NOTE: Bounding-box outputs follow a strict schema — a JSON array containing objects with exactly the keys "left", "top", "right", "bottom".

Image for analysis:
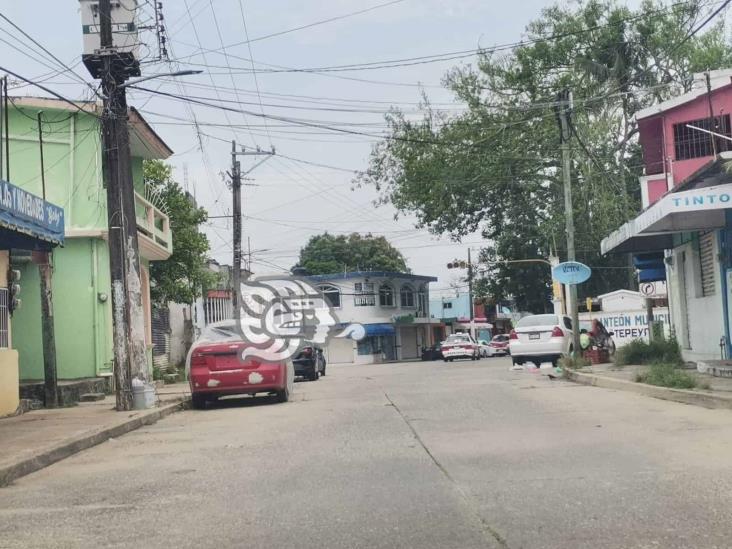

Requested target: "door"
[
  {"left": 327, "top": 338, "right": 354, "bottom": 364},
  {"left": 400, "top": 327, "right": 419, "bottom": 359}
]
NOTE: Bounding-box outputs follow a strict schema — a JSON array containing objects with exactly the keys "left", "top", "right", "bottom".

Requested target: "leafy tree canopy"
[
  {"left": 144, "top": 160, "right": 215, "bottom": 305},
  {"left": 357, "top": 0, "right": 732, "bottom": 312},
  {"left": 295, "top": 233, "right": 409, "bottom": 275}
]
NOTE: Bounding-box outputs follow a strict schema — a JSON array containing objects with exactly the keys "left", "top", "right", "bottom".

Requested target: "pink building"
[{"left": 603, "top": 70, "right": 732, "bottom": 361}]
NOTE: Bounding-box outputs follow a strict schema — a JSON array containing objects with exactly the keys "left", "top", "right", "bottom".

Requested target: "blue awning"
[
  {"left": 0, "top": 180, "right": 64, "bottom": 246},
  {"left": 364, "top": 323, "right": 395, "bottom": 337}
]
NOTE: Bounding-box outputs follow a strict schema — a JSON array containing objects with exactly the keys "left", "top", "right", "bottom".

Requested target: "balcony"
[{"left": 135, "top": 192, "right": 172, "bottom": 261}]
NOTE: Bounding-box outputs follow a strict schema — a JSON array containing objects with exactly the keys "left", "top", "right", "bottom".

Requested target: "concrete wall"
[
  {"left": 666, "top": 232, "right": 725, "bottom": 361},
  {"left": 169, "top": 302, "right": 192, "bottom": 367}
]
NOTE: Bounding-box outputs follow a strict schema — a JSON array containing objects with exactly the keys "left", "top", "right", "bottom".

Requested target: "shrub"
[
  {"left": 615, "top": 335, "right": 682, "bottom": 366},
  {"left": 559, "top": 355, "right": 590, "bottom": 370},
  {"left": 635, "top": 362, "right": 697, "bottom": 389}
]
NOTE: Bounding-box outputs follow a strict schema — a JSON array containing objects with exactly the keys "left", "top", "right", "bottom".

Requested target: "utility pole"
[
  {"left": 230, "top": 142, "right": 274, "bottom": 325},
  {"left": 96, "top": 0, "right": 147, "bottom": 409},
  {"left": 467, "top": 248, "right": 475, "bottom": 340},
  {"left": 35, "top": 113, "right": 58, "bottom": 408},
  {"left": 557, "top": 90, "right": 581, "bottom": 356}
]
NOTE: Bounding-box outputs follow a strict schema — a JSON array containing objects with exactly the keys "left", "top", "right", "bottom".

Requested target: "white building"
[{"left": 306, "top": 271, "right": 439, "bottom": 364}]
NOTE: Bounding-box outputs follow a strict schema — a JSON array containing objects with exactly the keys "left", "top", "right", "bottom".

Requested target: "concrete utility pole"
[
  {"left": 35, "top": 114, "right": 58, "bottom": 408},
  {"left": 467, "top": 248, "right": 475, "bottom": 339},
  {"left": 557, "top": 90, "right": 581, "bottom": 356},
  {"left": 96, "top": 0, "right": 147, "bottom": 409},
  {"left": 230, "top": 142, "right": 274, "bottom": 325}
]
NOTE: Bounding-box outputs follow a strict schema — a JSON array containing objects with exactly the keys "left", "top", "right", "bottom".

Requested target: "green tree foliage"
[
  {"left": 144, "top": 160, "right": 214, "bottom": 305},
  {"left": 357, "top": 0, "right": 732, "bottom": 312},
  {"left": 295, "top": 233, "right": 408, "bottom": 275}
]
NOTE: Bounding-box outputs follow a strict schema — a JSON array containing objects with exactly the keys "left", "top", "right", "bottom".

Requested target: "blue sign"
[
  {"left": 552, "top": 261, "right": 591, "bottom": 285},
  {"left": 0, "top": 180, "right": 64, "bottom": 245}
]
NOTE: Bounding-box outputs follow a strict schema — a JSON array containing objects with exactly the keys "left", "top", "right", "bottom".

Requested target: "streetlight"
[{"left": 118, "top": 69, "right": 203, "bottom": 89}]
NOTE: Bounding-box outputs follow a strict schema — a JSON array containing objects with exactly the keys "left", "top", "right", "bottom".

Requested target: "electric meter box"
[{"left": 80, "top": 0, "right": 141, "bottom": 78}]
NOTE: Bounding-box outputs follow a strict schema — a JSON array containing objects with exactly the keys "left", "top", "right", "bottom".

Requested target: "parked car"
[
  {"left": 579, "top": 319, "right": 616, "bottom": 355},
  {"left": 421, "top": 344, "right": 444, "bottom": 361},
  {"left": 484, "top": 334, "right": 510, "bottom": 357},
  {"left": 187, "top": 320, "right": 295, "bottom": 409},
  {"left": 441, "top": 333, "right": 480, "bottom": 362},
  {"left": 509, "top": 314, "right": 574, "bottom": 367},
  {"left": 293, "top": 343, "right": 326, "bottom": 381}
]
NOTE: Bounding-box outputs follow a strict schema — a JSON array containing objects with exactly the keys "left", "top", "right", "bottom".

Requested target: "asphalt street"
[{"left": 2, "top": 357, "right": 732, "bottom": 549}]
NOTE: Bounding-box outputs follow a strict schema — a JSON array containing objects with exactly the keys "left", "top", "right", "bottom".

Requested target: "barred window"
[
  {"left": 354, "top": 282, "right": 375, "bottom": 307},
  {"left": 697, "top": 232, "right": 716, "bottom": 297},
  {"left": 673, "top": 115, "right": 732, "bottom": 160},
  {"left": 0, "top": 288, "right": 8, "bottom": 348}
]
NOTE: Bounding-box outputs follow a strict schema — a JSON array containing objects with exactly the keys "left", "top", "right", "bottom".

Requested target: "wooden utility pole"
[
  {"left": 557, "top": 90, "right": 581, "bottom": 356},
  {"left": 230, "top": 142, "right": 274, "bottom": 325}
]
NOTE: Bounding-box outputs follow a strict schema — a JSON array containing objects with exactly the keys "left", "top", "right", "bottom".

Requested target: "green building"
[{"left": 7, "top": 96, "right": 173, "bottom": 385}]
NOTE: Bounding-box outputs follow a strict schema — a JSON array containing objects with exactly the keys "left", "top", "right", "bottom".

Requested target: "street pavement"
[{"left": 2, "top": 358, "right": 732, "bottom": 549}]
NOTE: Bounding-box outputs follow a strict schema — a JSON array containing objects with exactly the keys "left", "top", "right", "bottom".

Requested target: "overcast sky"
[{"left": 2, "top": 0, "right": 641, "bottom": 296}]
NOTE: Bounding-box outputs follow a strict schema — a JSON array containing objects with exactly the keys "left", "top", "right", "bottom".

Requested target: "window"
[
  {"left": 379, "top": 284, "right": 395, "bottom": 307},
  {"left": 563, "top": 317, "right": 573, "bottom": 331},
  {"left": 443, "top": 302, "right": 453, "bottom": 309},
  {"left": 318, "top": 284, "right": 341, "bottom": 309},
  {"left": 354, "top": 282, "right": 375, "bottom": 306},
  {"left": 697, "top": 232, "right": 716, "bottom": 297},
  {"left": 417, "top": 286, "right": 428, "bottom": 317},
  {"left": 673, "top": 114, "right": 732, "bottom": 160},
  {"left": 400, "top": 284, "right": 415, "bottom": 308}
]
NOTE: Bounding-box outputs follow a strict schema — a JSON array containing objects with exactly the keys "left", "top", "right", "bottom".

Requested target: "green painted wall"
[
  {"left": 5, "top": 101, "right": 157, "bottom": 381},
  {"left": 13, "top": 239, "right": 112, "bottom": 380}
]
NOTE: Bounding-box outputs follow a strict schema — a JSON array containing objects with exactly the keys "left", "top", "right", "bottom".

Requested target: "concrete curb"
[
  {"left": 0, "top": 398, "right": 190, "bottom": 488},
  {"left": 565, "top": 370, "right": 732, "bottom": 410}
]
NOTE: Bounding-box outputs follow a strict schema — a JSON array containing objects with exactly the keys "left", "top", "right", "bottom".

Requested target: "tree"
[
  {"left": 357, "top": 0, "right": 732, "bottom": 311},
  {"left": 144, "top": 160, "right": 214, "bottom": 305},
  {"left": 295, "top": 233, "right": 409, "bottom": 275}
]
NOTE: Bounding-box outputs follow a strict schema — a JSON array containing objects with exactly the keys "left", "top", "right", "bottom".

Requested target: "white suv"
[{"left": 509, "top": 314, "right": 574, "bottom": 367}]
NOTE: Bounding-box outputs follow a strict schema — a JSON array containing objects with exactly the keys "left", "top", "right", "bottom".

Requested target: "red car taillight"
[
  {"left": 509, "top": 330, "right": 518, "bottom": 340},
  {"left": 190, "top": 352, "right": 207, "bottom": 367},
  {"left": 551, "top": 326, "right": 564, "bottom": 337}
]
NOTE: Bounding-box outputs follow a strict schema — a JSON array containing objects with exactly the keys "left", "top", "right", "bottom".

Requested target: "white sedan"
[
  {"left": 508, "top": 314, "right": 574, "bottom": 367},
  {"left": 441, "top": 334, "right": 480, "bottom": 362}
]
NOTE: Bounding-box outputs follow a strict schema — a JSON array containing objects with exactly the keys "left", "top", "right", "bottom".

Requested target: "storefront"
[
  {"left": 602, "top": 166, "right": 732, "bottom": 361},
  {"left": 0, "top": 179, "right": 64, "bottom": 416}
]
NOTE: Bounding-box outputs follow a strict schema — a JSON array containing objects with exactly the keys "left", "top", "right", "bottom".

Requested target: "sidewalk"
[
  {"left": 566, "top": 363, "right": 732, "bottom": 410},
  {"left": 0, "top": 383, "right": 191, "bottom": 487}
]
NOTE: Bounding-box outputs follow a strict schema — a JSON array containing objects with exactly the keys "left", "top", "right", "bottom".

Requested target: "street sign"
[
  {"left": 639, "top": 281, "right": 667, "bottom": 298},
  {"left": 552, "top": 261, "right": 591, "bottom": 285}
]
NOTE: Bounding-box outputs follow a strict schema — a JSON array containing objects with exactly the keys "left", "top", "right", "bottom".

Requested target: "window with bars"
[
  {"left": 673, "top": 114, "right": 732, "bottom": 160},
  {"left": 354, "top": 282, "right": 375, "bottom": 306},
  {"left": 0, "top": 288, "right": 8, "bottom": 348},
  {"left": 379, "top": 284, "right": 395, "bottom": 307},
  {"left": 697, "top": 232, "right": 716, "bottom": 297}
]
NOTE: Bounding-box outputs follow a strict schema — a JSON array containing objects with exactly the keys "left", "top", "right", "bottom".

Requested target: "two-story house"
[
  {"left": 6, "top": 96, "right": 173, "bottom": 398},
  {"left": 307, "top": 271, "right": 438, "bottom": 364},
  {"left": 602, "top": 70, "right": 732, "bottom": 361}
]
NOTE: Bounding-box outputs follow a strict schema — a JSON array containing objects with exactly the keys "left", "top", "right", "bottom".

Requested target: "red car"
[
  {"left": 187, "top": 321, "right": 295, "bottom": 409},
  {"left": 485, "top": 334, "right": 510, "bottom": 357}
]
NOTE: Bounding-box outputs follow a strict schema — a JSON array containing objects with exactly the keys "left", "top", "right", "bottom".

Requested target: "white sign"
[
  {"left": 579, "top": 307, "right": 670, "bottom": 347},
  {"left": 639, "top": 281, "right": 667, "bottom": 299}
]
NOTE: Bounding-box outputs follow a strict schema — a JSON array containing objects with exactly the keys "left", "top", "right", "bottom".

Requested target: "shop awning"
[
  {"left": 0, "top": 180, "right": 64, "bottom": 246},
  {"left": 364, "top": 323, "right": 396, "bottom": 337},
  {"left": 601, "top": 182, "right": 732, "bottom": 254}
]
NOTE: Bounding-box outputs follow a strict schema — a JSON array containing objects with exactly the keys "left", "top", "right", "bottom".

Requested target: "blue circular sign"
[{"left": 552, "top": 261, "right": 592, "bottom": 285}]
